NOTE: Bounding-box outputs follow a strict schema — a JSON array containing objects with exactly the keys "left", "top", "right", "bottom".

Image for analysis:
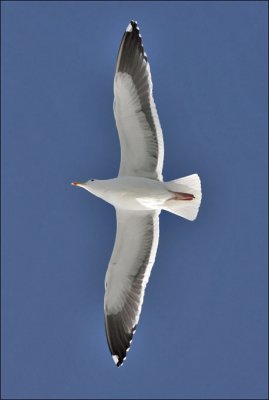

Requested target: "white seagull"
[{"left": 72, "top": 20, "right": 202, "bottom": 367}]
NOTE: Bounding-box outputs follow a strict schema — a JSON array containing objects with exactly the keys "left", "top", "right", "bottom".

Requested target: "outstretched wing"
[
  {"left": 104, "top": 209, "right": 160, "bottom": 366},
  {"left": 114, "top": 21, "right": 164, "bottom": 181}
]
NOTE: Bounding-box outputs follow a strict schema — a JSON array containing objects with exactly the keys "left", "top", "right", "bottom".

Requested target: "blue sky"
[{"left": 2, "top": 1, "right": 268, "bottom": 398}]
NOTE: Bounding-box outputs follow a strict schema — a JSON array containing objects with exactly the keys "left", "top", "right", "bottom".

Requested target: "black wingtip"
[
  {"left": 122, "top": 20, "right": 147, "bottom": 65},
  {"left": 112, "top": 354, "right": 124, "bottom": 367},
  {"left": 109, "top": 325, "right": 138, "bottom": 368},
  {"left": 125, "top": 20, "right": 139, "bottom": 34},
  {"left": 117, "top": 358, "right": 123, "bottom": 368}
]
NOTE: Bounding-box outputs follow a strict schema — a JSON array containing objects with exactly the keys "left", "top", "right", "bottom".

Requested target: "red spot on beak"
[{"left": 71, "top": 182, "right": 79, "bottom": 186}]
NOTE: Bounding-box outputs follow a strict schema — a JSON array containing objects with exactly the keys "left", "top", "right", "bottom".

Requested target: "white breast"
[{"left": 99, "top": 177, "right": 170, "bottom": 211}]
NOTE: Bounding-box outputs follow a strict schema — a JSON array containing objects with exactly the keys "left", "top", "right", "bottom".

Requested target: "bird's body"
[
  {"left": 78, "top": 176, "right": 180, "bottom": 211},
  {"left": 72, "top": 20, "right": 202, "bottom": 367}
]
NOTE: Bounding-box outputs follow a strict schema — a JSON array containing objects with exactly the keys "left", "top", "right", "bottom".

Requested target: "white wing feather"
[
  {"left": 104, "top": 209, "right": 160, "bottom": 366},
  {"left": 113, "top": 21, "right": 164, "bottom": 180}
]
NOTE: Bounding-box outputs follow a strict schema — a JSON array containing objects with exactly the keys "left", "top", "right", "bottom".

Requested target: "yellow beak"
[{"left": 71, "top": 182, "right": 85, "bottom": 187}]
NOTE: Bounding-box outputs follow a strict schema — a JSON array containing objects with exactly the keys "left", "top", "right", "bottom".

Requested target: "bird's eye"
[{"left": 91, "top": 179, "right": 95, "bottom": 182}]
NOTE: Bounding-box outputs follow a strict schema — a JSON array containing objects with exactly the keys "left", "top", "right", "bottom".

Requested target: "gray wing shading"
[
  {"left": 114, "top": 20, "right": 164, "bottom": 181},
  {"left": 104, "top": 209, "right": 160, "bottom": 367}
]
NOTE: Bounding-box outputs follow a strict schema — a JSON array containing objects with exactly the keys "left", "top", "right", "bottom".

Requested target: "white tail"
[{"left": 163, "top": 174, "right": 202, "bottom": 221}]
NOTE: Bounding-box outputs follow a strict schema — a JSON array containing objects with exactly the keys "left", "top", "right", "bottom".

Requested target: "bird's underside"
[{"left": 72, "top": 20, "right": 202, "bottom": 368}]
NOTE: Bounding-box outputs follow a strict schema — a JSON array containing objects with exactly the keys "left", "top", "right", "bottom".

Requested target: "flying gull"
[{"left": 72, "top": 20, "right": 202, "bottom": 367}]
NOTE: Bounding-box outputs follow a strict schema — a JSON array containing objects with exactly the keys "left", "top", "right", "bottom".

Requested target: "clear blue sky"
[{"left": 2, "top": 1, "right": 268, "bottom": 398}]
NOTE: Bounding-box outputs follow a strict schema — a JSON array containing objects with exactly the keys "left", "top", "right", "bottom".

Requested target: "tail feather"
[{"left": 164, "top": 174, "right": 202, "bottom": 221}]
